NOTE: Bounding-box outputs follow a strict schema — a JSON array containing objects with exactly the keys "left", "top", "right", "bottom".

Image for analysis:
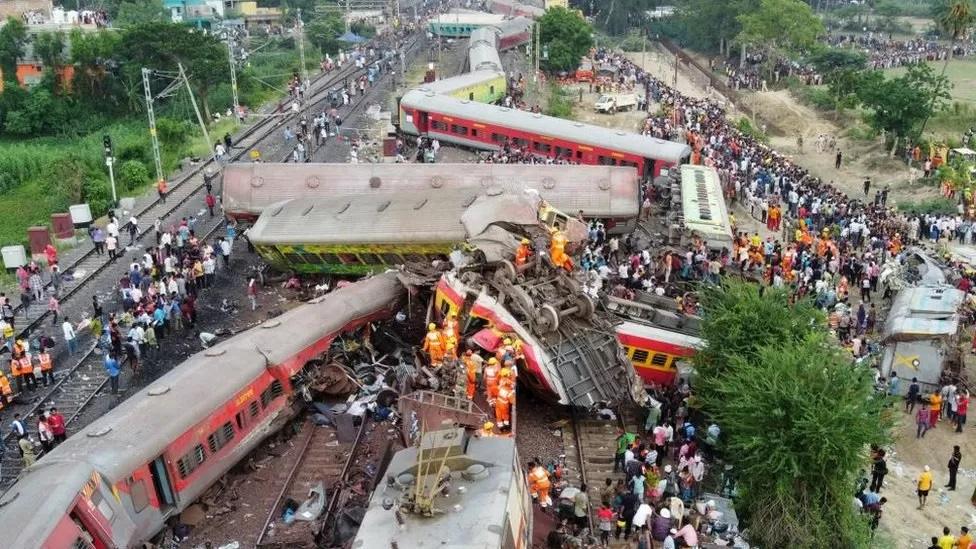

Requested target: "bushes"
[
  {"left": 545, "top": 85, "right": 574, "bottom": 119},
  {"left": 736, "top": 117, "right": 768, "bottom": 143},
  {"left": 896, "top": 197, "right": 957, "bottom": 215},
  {"left": 118, "top": 160, "right": 150, "bottom": 192}
]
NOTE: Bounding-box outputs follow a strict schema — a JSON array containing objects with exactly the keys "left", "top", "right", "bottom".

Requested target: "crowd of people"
[{"left": 826, "top": 33, "right": 976, "bottom": 70}]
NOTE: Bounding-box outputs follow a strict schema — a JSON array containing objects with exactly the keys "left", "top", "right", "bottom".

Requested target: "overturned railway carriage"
[
  {"left": 435, "top": 268, "right": 642, "bottom": 407},
  {"left": 0, "top": 275, "right": 404, "bottom": 548},
  {"left": 427, "top": 12, "right": 507, "bottom": 37},
  {"left": 399, "top": 89, "right": 691, "bottom": 177},
  {"left": 222, "top": 163, "right": 641, "bottom": 232},
  {"left": 246, "top": 188, "right": 590, "bottom": 274}
]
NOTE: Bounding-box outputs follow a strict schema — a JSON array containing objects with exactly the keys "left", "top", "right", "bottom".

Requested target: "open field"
[{"left": 885, "top": 58, "right": 976, "bottom": 105}]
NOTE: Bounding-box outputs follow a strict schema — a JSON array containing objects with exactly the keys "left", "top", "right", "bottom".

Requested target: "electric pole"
[
  {"left": 296, "top": 8, "right": 309, "bottom": 86},
  {"left": 178, "top": 62, "right": 217, "bottom": 164},
  {"left": 141, "top": 68, "right": 165, "bottom": 186},
  {"left": 103, "top": 135, "right": 117, "bottom": 205},
  {"left": 534, "top": 22, "right": 540, "bottom": 91},
  {"left": 227, "top": 39, "right": 240, "bottom": 119}
]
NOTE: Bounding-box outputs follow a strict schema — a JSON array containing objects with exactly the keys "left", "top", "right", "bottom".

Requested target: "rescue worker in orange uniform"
[
  {"left": 36, "top": 349, "right": 54, "bottom": 387},
  {"left": 484, "top": 357, "right": 500, "bottom": 404},
  {"left": 514, "top": 238, "right": 533, "bottom": 267},
  {"left": 443, "top": 335, "right": 458, "bottom": 363},
  {"left": 442, "top": 311, "right": 460, "bottom": 341},
  {"left": 549, "top": 228, "right": 573, "bottom": 271},
  {"left": 463, "top": 350, "right": 479, "bottom": 400},
  {"left": 528, "top": 461, "right": 552, "bottom": 508},
  {"left": 422, "top": 323, "right": 446, "bottom": 367},
  {"left": 495, "top": 371, "right": 515, "bottom": 430},
  {"left": 0, "top": 369, "right": 12, "bottom": 408}
]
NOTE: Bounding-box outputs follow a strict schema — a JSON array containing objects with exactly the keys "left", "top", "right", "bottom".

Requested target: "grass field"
[{"left": 885, "top": 57, "right": 976, "bottom": 104}]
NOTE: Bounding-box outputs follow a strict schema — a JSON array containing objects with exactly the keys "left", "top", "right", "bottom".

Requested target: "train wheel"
[
  {"left": 493, "top": 260, "right": 517, "bottom": 283},
  {"left": 538, "top": 304, "right": 560, "bottom": 333},
  {"left": 575, "top": 294, "right": 595, "bottom": 319}
]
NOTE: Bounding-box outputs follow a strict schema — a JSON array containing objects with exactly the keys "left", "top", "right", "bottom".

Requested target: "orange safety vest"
[
  {"left": 0, "top": 373, "right": 11, "bottom": 395},
  {"left": 530, "top": 466, "right": 550, "bottom": 489},
  {"left": 484, "top": 364, "right": 499, "bottom": 386},
  {"left": 38, "top": 353, "right": 52, "bottom": 372},
  {"left": 515, "top": 244, "right": 531, "bottom": 267},
  {"left": 10, "top": 359, "right": 21, "bottom": 377},
  {"left": 19, "top": 357, "right": 32, "bottom": 376},
  {"left": 465, "top": 358, "right": 478, "bottom": 383},
  {"left": 423, "top": 331, "right": 445, "bottom": 356},
  {"left": 443, "top": 318, "right": 459, "bottom": 339}
]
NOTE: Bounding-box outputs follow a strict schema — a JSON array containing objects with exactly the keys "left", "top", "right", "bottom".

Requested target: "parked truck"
[{"left": 594, "top": 93, "right": 638, "bottom": 113}]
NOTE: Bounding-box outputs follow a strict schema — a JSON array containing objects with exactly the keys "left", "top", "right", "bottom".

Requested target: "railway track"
[
  {"left": 0, "top": 32, "right": 426, "bottom": 488},
  {"left": 561, "top": 407, "right": 643, "bottom": 537},
  {"left": 0, "top": 218, "right": 228, "bottom": 486},
  {"left": 255, "top": 415, "right": 370, "bottom": 548}
]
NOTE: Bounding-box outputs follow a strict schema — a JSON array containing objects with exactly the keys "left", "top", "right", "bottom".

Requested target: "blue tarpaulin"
[{"left": 338, "top": 31, "right": 366, "bottom": 43}]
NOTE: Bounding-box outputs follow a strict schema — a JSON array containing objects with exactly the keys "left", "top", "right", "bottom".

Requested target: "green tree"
[
  {"left": 33, "top": 31, "right": 66, "bottom": 90},
  {"left": 538, "top": 6, "right": 594, "bottom": 73},
  {"left": 307, "top": 14, "right": 345, "bottom": 56},
  {"left": 917, "top": 1, "right": 976, "bottom": 135},
  {"left": 807, "top": 46, "right": 867, "bottom": 75},
  {"left": 693, "top": 281, "right": 889, "bottom": 549},
  {"left": 736, "top": 0, "right": 824, "bottom": 75},
  {"left": 857, "top": 64, "right": 951, "bottom": 153},
  {"left": 118, "top": 22, "right": 229, "bottom": 121},
  {"left": 114, "top": 0, "right": 169, "bottom": 27},
  {"left": 932, "top": 0, "right": 976, "bottom": 61},
  {"left": 0, "top": 17, "right": 28, "bottom": 83},
  {"left": 597, "top": 0, "right": 654, "bottom": 36},
  {"left": 676, "top": 0, "right": 759, "bottom": 54},
  {"left": 69, "top": 29, "right": 123, "bottom": 104}
]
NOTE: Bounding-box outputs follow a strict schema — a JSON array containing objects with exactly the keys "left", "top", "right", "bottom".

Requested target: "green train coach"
[{"left": 247, "top": 190, "right": 574, "bottom": 275}]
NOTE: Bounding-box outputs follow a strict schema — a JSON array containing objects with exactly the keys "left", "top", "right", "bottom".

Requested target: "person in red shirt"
[
  {"left": 957, "top": 391, "right": 969, "bottom": 433},
  {"left": 47, "top": 407, "right": 66, "bottom": 444},
  {"left": 205, "top": 192, "right": 217, "bottom": 217}
]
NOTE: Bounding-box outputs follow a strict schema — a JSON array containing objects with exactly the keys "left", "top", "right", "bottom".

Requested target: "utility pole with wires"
[
  {"left": 296, "top": 8, "right": 309, "bottom": 86},
  {"left": 141, "top": 68, "right": 165, "bottom": 186},
  {"left": 533, "top": 22, "right": 540, "bottom": 91},
  {"left": 178, "top": 62, "right": 217, "bottom": 164},
  {"left": 226, "top": 39, "right": 240, "bottom": 119}
]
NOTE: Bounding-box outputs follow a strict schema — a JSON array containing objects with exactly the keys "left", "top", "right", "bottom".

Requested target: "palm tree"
[
  {"left": 917, "top": 0, "right": 975, "bottom": 138},
  {"left": 933, "top": 0, "right": 975, "bottom": 63}
]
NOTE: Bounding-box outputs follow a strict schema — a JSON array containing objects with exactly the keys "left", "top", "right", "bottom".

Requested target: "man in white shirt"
[{"left": 62, "top": 318, "right": 77, "bottom": 355}]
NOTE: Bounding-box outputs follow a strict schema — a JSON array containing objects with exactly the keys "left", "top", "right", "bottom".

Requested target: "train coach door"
[
  {"left": 416, "top": 110, "right": 430, "bottom": 133},
  {"left": 149, "top": 455, "right": 176, "bottom": 510}
]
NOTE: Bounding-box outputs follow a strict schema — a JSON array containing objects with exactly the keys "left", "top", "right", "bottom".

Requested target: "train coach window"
[
  {"left": 450, "top": 124, "right": 468, "bottom": 135},
  {"left": 598, "top": 155, "right": 616, "bottom": 166},
  {"left": 338, "top": 253, "right": 362, "bottom": 265},
  {"left": 249, "top": 400, "right": 260, "bottom": 419},
  {"left": 631, "top": 349, "right": 650, "bottom": 364},
  {"left": 129, "top": 478, "right": 149, "bottom": 513},
  {"left": 176, "top": 444, "right": 206, "bottom": 479},
  {"left": 284, "top": 252, "right": 307, "bottom": 264},
  {"left": 431, "top": 120, "right": 448, "bottom": 131},
  {"left": 513, "top": 137, "right": 529, "bottom": 148},
  {"left": 403, "top": 253, "right": 426, "bottom": 263},
  {"left": 468, "top": 92, "right": 475, "bottom": 100},
  {"left": 380, "top": 253, "right": 403, "bottom": 265},
  {"left": 533, "top": 142, "right": 551, "bottom": 154},
  {"left": 470, "top": 128, "right": 478, "bottom": 137},
  {"left": 491, "top": 133, "right": 506, "bottom": 144},
  {"left": 651, "top": 353, "right": 668, "bottom": 366},
  {"left": 208, "top": 422, "right": 235, "bottom": 455},
  {"left": 555, "top": 146, "right": 572, "bottom": 158}
]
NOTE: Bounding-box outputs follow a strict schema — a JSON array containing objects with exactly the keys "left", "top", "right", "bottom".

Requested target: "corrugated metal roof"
[{"left": 401, "top": 89, "right": 692, "bottom": 164}]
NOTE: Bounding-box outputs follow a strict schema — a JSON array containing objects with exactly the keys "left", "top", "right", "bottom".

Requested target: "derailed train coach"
[{"left": 0, "top": 275, "right": 405, "bottom": 548}]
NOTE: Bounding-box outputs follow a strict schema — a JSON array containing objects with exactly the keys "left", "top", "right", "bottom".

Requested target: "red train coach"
[
  {"left": 398, "top": 89, "right": 691, "bottom": 178},
  {"left": 0, "top": 274, "right": 404, "bottom": 549}
]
